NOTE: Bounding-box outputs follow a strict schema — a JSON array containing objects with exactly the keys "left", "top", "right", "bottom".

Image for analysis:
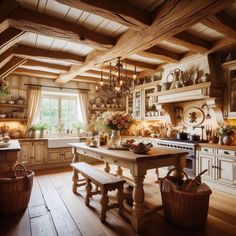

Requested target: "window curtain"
[
  {"left": 78, "top": 91, "right": 89, "bottom": 125},
  {"left": 26, "top": 87, "right": 42, "bottom": 131}
]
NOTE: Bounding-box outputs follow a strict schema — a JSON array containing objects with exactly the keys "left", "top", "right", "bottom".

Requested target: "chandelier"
[{"left": 95, "top": 57, "right": 136, "bottom": 98}]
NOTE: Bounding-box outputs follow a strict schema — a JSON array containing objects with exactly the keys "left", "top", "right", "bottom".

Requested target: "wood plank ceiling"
[{"left": 0, "top": 0, "right": 236, "bottom": 83}]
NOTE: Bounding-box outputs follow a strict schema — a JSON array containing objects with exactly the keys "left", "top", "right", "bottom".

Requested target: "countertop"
[
  {"left": 198, "top": 142, "right": 236, "bottom": 151},
  {"left": 0, "top": 140, "right": 21, "bottom": 152}
]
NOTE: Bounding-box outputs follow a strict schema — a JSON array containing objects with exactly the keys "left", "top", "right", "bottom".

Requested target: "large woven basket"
[
  {"left": 160, "top": 168, "right": 212, "bottom": 229},
  {"left": 0, "top": 164, "right": 34, "bottom": 215}
]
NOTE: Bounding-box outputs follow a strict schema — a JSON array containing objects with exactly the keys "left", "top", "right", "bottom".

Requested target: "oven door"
[{"left": 184, "top": 154, "right": 196, "bottom": 177}]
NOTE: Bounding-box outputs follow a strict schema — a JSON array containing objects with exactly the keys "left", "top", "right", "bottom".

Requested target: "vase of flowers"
[
  {"left": 216, "top": 125, "right": 235, "bottom": 145},
  {"left": 104, "top": 112, "right": 132, "bottom": 147}
]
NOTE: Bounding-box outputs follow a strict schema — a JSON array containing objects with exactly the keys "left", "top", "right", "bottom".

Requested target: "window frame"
[{"left": 38, "top": 92, "right": 78, "bottom": 136}]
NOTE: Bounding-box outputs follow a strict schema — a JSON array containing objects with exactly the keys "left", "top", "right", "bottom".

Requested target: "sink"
[{"left": 47, "top": 137, "right": 80, "bottom": 148}]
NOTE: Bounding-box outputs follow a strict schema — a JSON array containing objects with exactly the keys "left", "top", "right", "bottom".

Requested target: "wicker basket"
[
  {"left": 0, "top": 164, "right": 34, "bottom": 215},
  {"left": 160, "top": 168, "right": 212, "bottom": 229}
]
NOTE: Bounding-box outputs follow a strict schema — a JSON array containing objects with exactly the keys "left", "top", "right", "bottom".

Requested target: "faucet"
[{"left": 193, "top": 125, "right": 205, "bottom": 141}]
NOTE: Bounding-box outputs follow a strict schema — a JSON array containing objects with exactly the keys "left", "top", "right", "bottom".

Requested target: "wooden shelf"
[
  {"left": 0, "top": 118, "right": 27, "bottom": 122},
  {"left": 90, "top": 107, "right": 124, "bottom": 111},
  {"left": 0, "top": 103, "right": 26, "bottom": 108}
]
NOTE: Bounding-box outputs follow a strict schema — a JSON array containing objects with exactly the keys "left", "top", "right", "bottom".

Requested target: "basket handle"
[
  {"left": 14, "top": 163, "right": 27, "bottom": 178},
  {"left": 14, "top": 163, "right": 31, "bottom": 192},
  {"left": 166, "top": 168, "right": 189, "bottom": 180}
]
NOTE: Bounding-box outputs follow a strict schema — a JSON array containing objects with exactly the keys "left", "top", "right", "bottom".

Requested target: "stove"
[{"left": 156, "top": 138, "right": 198, "bottom": 177}]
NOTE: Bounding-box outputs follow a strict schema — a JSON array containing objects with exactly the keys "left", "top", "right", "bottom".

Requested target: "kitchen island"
[
  {"left": 70, "top": 143, "right": 187, "bottom": 232},
  {"left": 0, "top": 140, "right": 21, "bottom": 173}
]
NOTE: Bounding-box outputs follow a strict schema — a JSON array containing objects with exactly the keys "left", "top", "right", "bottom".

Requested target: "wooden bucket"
[{"left": 0, "top": 164, "right": 34, "bottom": 215}]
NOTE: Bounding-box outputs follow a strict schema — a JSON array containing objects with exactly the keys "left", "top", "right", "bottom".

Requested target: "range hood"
[{"left": 150, "top": 82, "right": 223, "bottom": 104}]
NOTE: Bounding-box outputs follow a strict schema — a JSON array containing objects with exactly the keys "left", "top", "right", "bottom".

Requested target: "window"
[{"left": 38, "top": 92, "right": 79, "bottom": 135}]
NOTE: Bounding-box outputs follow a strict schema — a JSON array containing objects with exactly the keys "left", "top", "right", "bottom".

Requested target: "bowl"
[
  {"left": 8, "top": 101, "right": 15, "bottom": 104},
  {"left": 0, "top": 100, "right": 6, "bottom": 104},
  {"left": 0, "top": 114, "right": 6, "bottom": 118}
]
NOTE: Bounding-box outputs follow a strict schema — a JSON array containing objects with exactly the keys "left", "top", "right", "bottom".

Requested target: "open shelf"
[
  {"left": 0, "top": 118, "right": 27, "bottom": 122},
  {"left": 0, "top": 103, "right": 26, "bottom": 108}
]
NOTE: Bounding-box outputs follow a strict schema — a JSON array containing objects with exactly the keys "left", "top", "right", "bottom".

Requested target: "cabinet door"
[
  {"left": 216, "top": 156, "right": 235, "bottom": 185},
  {"left": 47, "top": 149, "right": 62, "bottom": 163},
  {"left": 62, "top": 148, "right": 73, "bottom": 162},
  {"left": 32, "top": 142, "right": 45, "bottom": 165},
  {"left": 18, "top": 142, "right": 33, "bottom": 165},
  {"left": 198, "top": 154, "right": 215, "bottom": 180}
]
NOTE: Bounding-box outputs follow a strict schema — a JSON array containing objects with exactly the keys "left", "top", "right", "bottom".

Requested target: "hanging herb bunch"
[{"left": 0, "top": 78, "right": 10, "bottom": 97}]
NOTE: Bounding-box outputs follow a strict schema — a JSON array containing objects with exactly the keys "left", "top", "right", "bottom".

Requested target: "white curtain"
[
  {"left": 27, "top": 87, "right": 42, "bottom": 130},
  {"left": 78, "top": 91, "right": 89, "bottom": 125}
]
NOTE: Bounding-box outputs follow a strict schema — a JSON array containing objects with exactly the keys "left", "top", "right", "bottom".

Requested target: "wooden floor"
[{"left": 0, "top": 164, "right": 236, "bottom": 236}]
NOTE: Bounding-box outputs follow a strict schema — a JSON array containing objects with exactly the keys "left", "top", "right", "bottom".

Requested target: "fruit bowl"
[
  {"left": 129, "top": 142, "right": 153, "bottom": 154},
  {"left": 121, "top": 139, "right": 135, "bottom": 148}
]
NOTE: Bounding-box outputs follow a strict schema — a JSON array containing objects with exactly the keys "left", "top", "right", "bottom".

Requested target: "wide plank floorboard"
[{"left": 0, "top": 164, "right": 236, "bottom": 236}]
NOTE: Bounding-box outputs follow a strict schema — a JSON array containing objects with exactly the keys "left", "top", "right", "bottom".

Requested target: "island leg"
[
  {"left": 116, "top": 166, "right": 123, "bottom": 178},
  {"left": 155, "top": 168, "right": 159, "bottom": 183},
  {"left": 72, "top": 148, "right": 79, "bottom": 193},
  {"left": 173, "top": 154, "right": 186, "bottom": 179},
  {"left": 131, "top": 175, "right": 145, "bottom": 232}
]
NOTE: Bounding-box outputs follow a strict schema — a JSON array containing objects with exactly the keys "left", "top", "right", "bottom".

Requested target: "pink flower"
[
  {"left": 121, "top": 119, "right": 125, "bottom": 125},
  {"left": 112, "top": 120, "right": 117, "bottom": 125},
  {"left": 118, "top": 124, "right": 123, "bottom": 129}
]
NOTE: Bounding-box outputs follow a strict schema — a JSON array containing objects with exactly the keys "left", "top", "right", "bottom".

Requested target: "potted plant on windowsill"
[
  {"left": 29, "top": 125, "right": 38, "bottom": 138},
  {"left": 37, "top": 124, "right": 48, "bottom": 138},
  {"left": 73, "top": 122, "right": 84, "bottom": 136}
]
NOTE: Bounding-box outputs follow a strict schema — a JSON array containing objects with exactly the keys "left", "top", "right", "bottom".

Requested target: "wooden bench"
[{"left": 71, "top": 162, "right": 126, "bottom": 222}]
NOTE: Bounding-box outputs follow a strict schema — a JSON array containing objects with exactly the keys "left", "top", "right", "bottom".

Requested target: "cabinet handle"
[
  {"left": 212, "top": 165, "right": 215, "bottom": 168},
  {"left": 204, "top": 149, "right": 208, "bottom": 152},
  {"left": 215, "top": 166, "right": 222, "bottom": 170},
  {"left": 224, "top": 151, "right": 230, "bottom": 155}
]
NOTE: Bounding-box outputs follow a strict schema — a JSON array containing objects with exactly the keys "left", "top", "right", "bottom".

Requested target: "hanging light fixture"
[{"left": 95, "top": 57, "right": 136, "bottom": 98}]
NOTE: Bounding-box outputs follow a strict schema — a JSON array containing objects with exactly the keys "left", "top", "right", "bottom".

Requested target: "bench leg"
[
  {"left": 104, "top": 162, "right": 110, "bottom": 173},
  {"left": 72, "top": 169, "right": 79, "bottom": 193},
  {"left": 85, "top": 178, "right": 92, "bottom": 206},
  {"left": 100, "top": 187, "right": 109, "bottom": 222},
  {"left": 117, "top": 185, "right": 124, "bottom": 215}
]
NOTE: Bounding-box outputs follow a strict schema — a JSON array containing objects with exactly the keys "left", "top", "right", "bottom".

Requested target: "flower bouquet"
[
  {"left": 104, "top": 111, "right": 132, "bottom": 130},
  {"left": 216, "top": 125, "right": 235, "bottom": 145},
  {"left": 104, "top": 112, "right": 132, "bottom": 147}
]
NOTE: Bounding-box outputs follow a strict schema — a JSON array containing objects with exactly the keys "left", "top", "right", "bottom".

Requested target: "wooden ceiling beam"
[
  {"left": 0, "top": 46, "right": 15, "bottom": 68},
  {"left": 121, "top": 59, "right": 157, "bottom": 70},
  {"left": 0, "top": 0, "right": 18, "bottom": 23},
  {"left": 14, "top": 45, "right": 85, "bottom": 64},
  {"left": 201, "top": 12, "right": 236, "bottom": 40},
  {"left": 137, "top": 46, "right": 181, "bottom": 63},
  {"left": 56, "top": 0, "right": 232, "bottom": 83},
  {"left": 73, "top": 75, "right": 100, "bottom": 84},
  {"left": 13, "top": 68, "right": 59, "bottom": 79},
  {"left": 0, "top": 56, "right": 26, "bottom": 78},
  {"left": 7, "top": 5, "right": 114, "bottom": 50},
  {"left": 22, "top": 59, "right": 70, "bottom": 73},
  {"left": 168, "top": 31, "right": 211, "bottom": 54},
  {"left": 56, "top": 0, "right": 151, "bottom": 30},
  {"left": 0, "top": 27, "right": 26, "bottom": 54}
]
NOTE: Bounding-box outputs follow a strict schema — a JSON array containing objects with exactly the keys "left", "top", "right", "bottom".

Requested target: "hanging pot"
[{"left": 176, "top": 132, "right": 188, "bottom": 141}]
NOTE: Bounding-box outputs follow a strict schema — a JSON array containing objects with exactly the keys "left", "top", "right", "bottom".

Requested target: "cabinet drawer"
[
  {"left": 200, "top": 147, "right": 215, "bottom": 154},
  {"left": 218, "top": 149, "right": 236, "bottom": 157}
]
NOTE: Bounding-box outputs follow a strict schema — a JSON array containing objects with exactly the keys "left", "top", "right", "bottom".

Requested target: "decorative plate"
[
  {"left": 94, "top": 96, "right": 104, "bottom": 105},
  {"left": 183, "top": 107, "right": 205, "bottom": 126}
]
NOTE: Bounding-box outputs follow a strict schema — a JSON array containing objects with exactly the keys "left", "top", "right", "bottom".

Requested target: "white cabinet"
[
  {"left": 217, "top": 156, "right": 235, "bottom": 185},
  {"left": 126, "top": 81, "right": 161, "bottom": 120},
  {"left": 198, "top": 154, "right": 215, "bottom": 180},
  {"left": 18, "top": 141, "right": 45, "bottom": 165},
  {"left": 197, "top": 146, "right": 236, "bottom": 194}
]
